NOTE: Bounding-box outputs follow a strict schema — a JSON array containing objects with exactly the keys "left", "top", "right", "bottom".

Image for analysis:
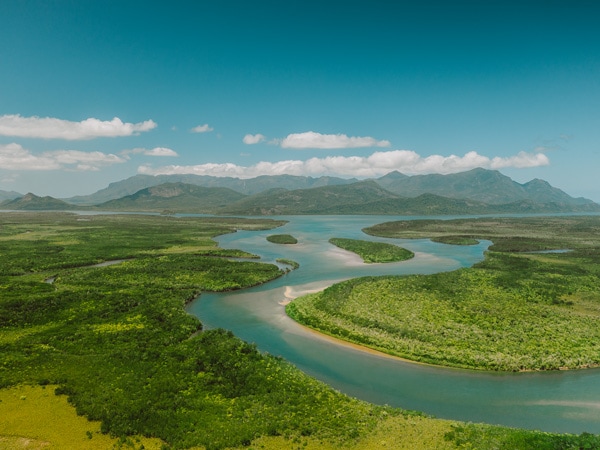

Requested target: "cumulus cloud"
[
  {"left": 138, "top": 149, "right": 549, "bottom": 178},
  {"left": 243, "top": 133, "right": 266, "bottom": 145},
  {"left": 190, "top": 124, "right": 213, "bottom": 133},
  {"left": 144, "top": 147, "right": 178, "bottom": 157},
  {"left": 280, "top": 131, "right": 391, "bottom": 149},
  {"left": 0, "top": 114, "right": 156, "bottom": 140},
  {"left": 121, "top": 147, "right": 178, "bottom": 158},
  {"left": 490, "top": 151, "right": 550, "bottom": 169},
  {"left": 0, "top": 143, "right": 126, "bottom": 171}
]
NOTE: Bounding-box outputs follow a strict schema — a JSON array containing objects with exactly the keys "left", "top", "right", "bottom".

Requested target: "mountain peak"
[
  {"left": 0, "top": 193, "right": 74, "bottom": 210},
  {"left": 378, "top": 170, "right": 408, "bottom": 180},
  {"left": 523, "top": 178, "right": 551, "bottom": 188}
]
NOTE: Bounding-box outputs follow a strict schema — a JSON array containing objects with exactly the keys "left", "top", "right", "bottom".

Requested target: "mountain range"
[{"left": 1, "top": 168, "right": 598, "bottom": 215}]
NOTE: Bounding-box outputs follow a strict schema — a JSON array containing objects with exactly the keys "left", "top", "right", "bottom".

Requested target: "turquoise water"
[{"left": 186, "top": 215, "right": 600, "bottom": 434}]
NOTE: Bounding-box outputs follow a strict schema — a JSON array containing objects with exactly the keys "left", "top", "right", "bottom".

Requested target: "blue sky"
[{"left": 1, "top": 0, "right": 599, "bottom": 201}]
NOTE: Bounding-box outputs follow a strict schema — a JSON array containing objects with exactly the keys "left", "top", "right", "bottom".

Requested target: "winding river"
[{"left": 186, "top": 215, "right": 600, "bottom": 434}]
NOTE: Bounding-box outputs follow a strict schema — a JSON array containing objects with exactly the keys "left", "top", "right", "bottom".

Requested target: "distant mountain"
[
  {"left": 65, "top": 168, "right": 597, "bottom": 213},
  {"left": 90, "top": 179, "right": 599, "bottom": 216},
  {"left": 11, "top": 168, "right": 597, "bottom": 215},
  {"left": 521, "top": 178, "right": 593, "bottom": 206},
  {"left": 373, "top": 170, "right": 409, "bottom": 189},
  {"left": 65, "top": 174, "right": 357, "bottom": 205},
  {"left": 222, "top": 185, "right": 600, "bottom": 216},
  {"left": 220, "top": 180, "right": 399, "bottom": 215},
  {"left": 324, "top": 193, "right": 494, "bottom": 215},
  {"left": 96, "top": 182, "right": 246, "bottom": 213},
  {"left": 374, "top": 168, "right": 597, "bottom": 207},
  {"left": 0, "top": 193, "right": 77, "bottom": 210},
  {"left": 0, "top": 190, "right": 22, "bottom": 202}
]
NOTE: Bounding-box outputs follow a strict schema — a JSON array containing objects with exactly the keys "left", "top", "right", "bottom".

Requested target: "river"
[{"left": 186, "top": 215, "right": 600, "bottom": 434}]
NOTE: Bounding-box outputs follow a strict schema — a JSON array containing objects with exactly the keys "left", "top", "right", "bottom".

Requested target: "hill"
[
  {"left": 220, "top": 180, "right": 399, "bottom": 215},
  {"left": 65, "top": 174, "right": 357, "bottom": 205},
  {"left": 375, "top": 168, "right": 596, "bottom": 207},
  {"left": 0, "top": 193, "right": 77, "bottom": 211},
  {"left": 96, "top": 182, "right": 246, "bottom": 213},
  {"left": 0, "top": 190, "right": 22, "bottom": 202}
]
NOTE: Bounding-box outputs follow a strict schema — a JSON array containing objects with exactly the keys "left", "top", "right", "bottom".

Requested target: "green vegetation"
[
  {"left": 0, "top": 384, "right": 164, "bottom": 449},
  {"left": 329, "top": 237, "right": 414, "bottom": 263},
  {"left": 267, "top": 234, "right": 298, "bottom": 244},
  {"left": 276, "top": 258, "right": 300, "bottom": 270},
  {"left": 289, "top": 216, "right": 600, "bottom": 371},
  {"left": 0, "top": 212, "right": 397, "bottom": 449},
  {"left": 3, "top": 212, "right": 599, "bottom": 449},
  {"left": 431, "top": 235, "right": 479, "bottom": 245},
  {"left": 362, "top": 216, "right": 600, "bottom": 253},
  {"left": 97, "top": 182, "right": 247, "bottom": 213},
  {"left": 444, "top": 423, "right": 600, "bottom": 450}
]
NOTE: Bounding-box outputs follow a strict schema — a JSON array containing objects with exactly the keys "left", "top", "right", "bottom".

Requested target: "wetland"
[{"left": 3, "top": 212, "right": 600, "bottom": 449}]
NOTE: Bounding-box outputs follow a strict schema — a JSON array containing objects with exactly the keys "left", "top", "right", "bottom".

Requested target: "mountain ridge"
[
  {"left": 2, "top": 168, "right": 598, "bottom": 215},
  {"left": 62, "top": 168, "right": 597, "bottom": 209},
  {"left": 65, "top": 174, "right": 358, "bottom": 205},
  {"left": 0, "top": 189, "right": 23, "bottom": 202},
  {"left": 0, "top": 193, "right": 78, "bottom": 211}
]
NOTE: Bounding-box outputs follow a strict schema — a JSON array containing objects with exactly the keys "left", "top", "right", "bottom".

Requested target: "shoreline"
[
  {"left": 280, "top": 283, "right": 447, "bottom": 370},
  {"left": 281, "top": 286, "right": 598, "bottom": 373}
]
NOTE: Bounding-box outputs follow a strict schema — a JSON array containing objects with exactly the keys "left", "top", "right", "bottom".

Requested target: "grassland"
[
  {"left": 2, "top": 212, "right": 599, "bottom": 449},
  {"left": 288, "top": 216, "right": 600, "bottom": 371},
  {"left": 0, "top": 384, "right": 164, "bottom": 449},
  {"left": 329, "top": 238, "right": 414, "bottom": 263}
]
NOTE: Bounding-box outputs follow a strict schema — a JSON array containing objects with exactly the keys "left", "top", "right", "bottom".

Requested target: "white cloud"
[
  {"left": 138, "top": 149, "right": 550, "bottom": 178},
  {"left": 0, "top": 143, "right": 126, "bottom": 171},
  {"left": 243, "top": 133, "right": 266, "bottom": 145},
  {"left": 0, "top": 143, "right": 59, "bottom": 170},
  {"left": 490, "top": 151, "right": 550, "bottom": 169},
  {"left": 144, "top": 147, "right": 178, "bottom": 157},
  {"left": 190, "top": 124, "right": 214, "bottom": 133},
  {"left": 280, "top": 131, "right": 391, "bottom": 149},
  {"left": 0, "top": 114, "right": 156, "bottom": 140},
  {"left": 122, "top": 147, "right": 178, "bottom": 157}
]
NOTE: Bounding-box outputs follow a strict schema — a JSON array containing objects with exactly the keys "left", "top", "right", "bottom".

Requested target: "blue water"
[{"left": 186, "top": 215, "right": 600, "bottom": 434}]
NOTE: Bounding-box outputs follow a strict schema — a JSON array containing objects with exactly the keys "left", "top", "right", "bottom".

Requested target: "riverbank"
[
  {"left": 282, "top": 282, "right": 445, "bottom": 368},
  {"left": 288, "top": 216, "right": 600, "bottom": 372}
]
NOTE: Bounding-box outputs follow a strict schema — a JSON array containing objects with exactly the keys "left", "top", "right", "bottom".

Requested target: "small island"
[
  {"left": 266, "top": 234, "right": 298, "bottom": 244},
  {"left": 329, "top": 237, "right": 414, "bottom": 263},
  {"left": 276, "top": 258, "right": 300, "bottom": 270}
]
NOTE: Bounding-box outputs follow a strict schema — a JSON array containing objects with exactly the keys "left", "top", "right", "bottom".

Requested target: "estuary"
[{"left": 187, "top": 215, "right": 600, "bottom": 435}]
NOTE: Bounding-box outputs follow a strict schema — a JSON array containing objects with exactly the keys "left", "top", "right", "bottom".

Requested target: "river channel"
[{"left": 186, "top": 215, "right": 600, "bottom": 434}]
